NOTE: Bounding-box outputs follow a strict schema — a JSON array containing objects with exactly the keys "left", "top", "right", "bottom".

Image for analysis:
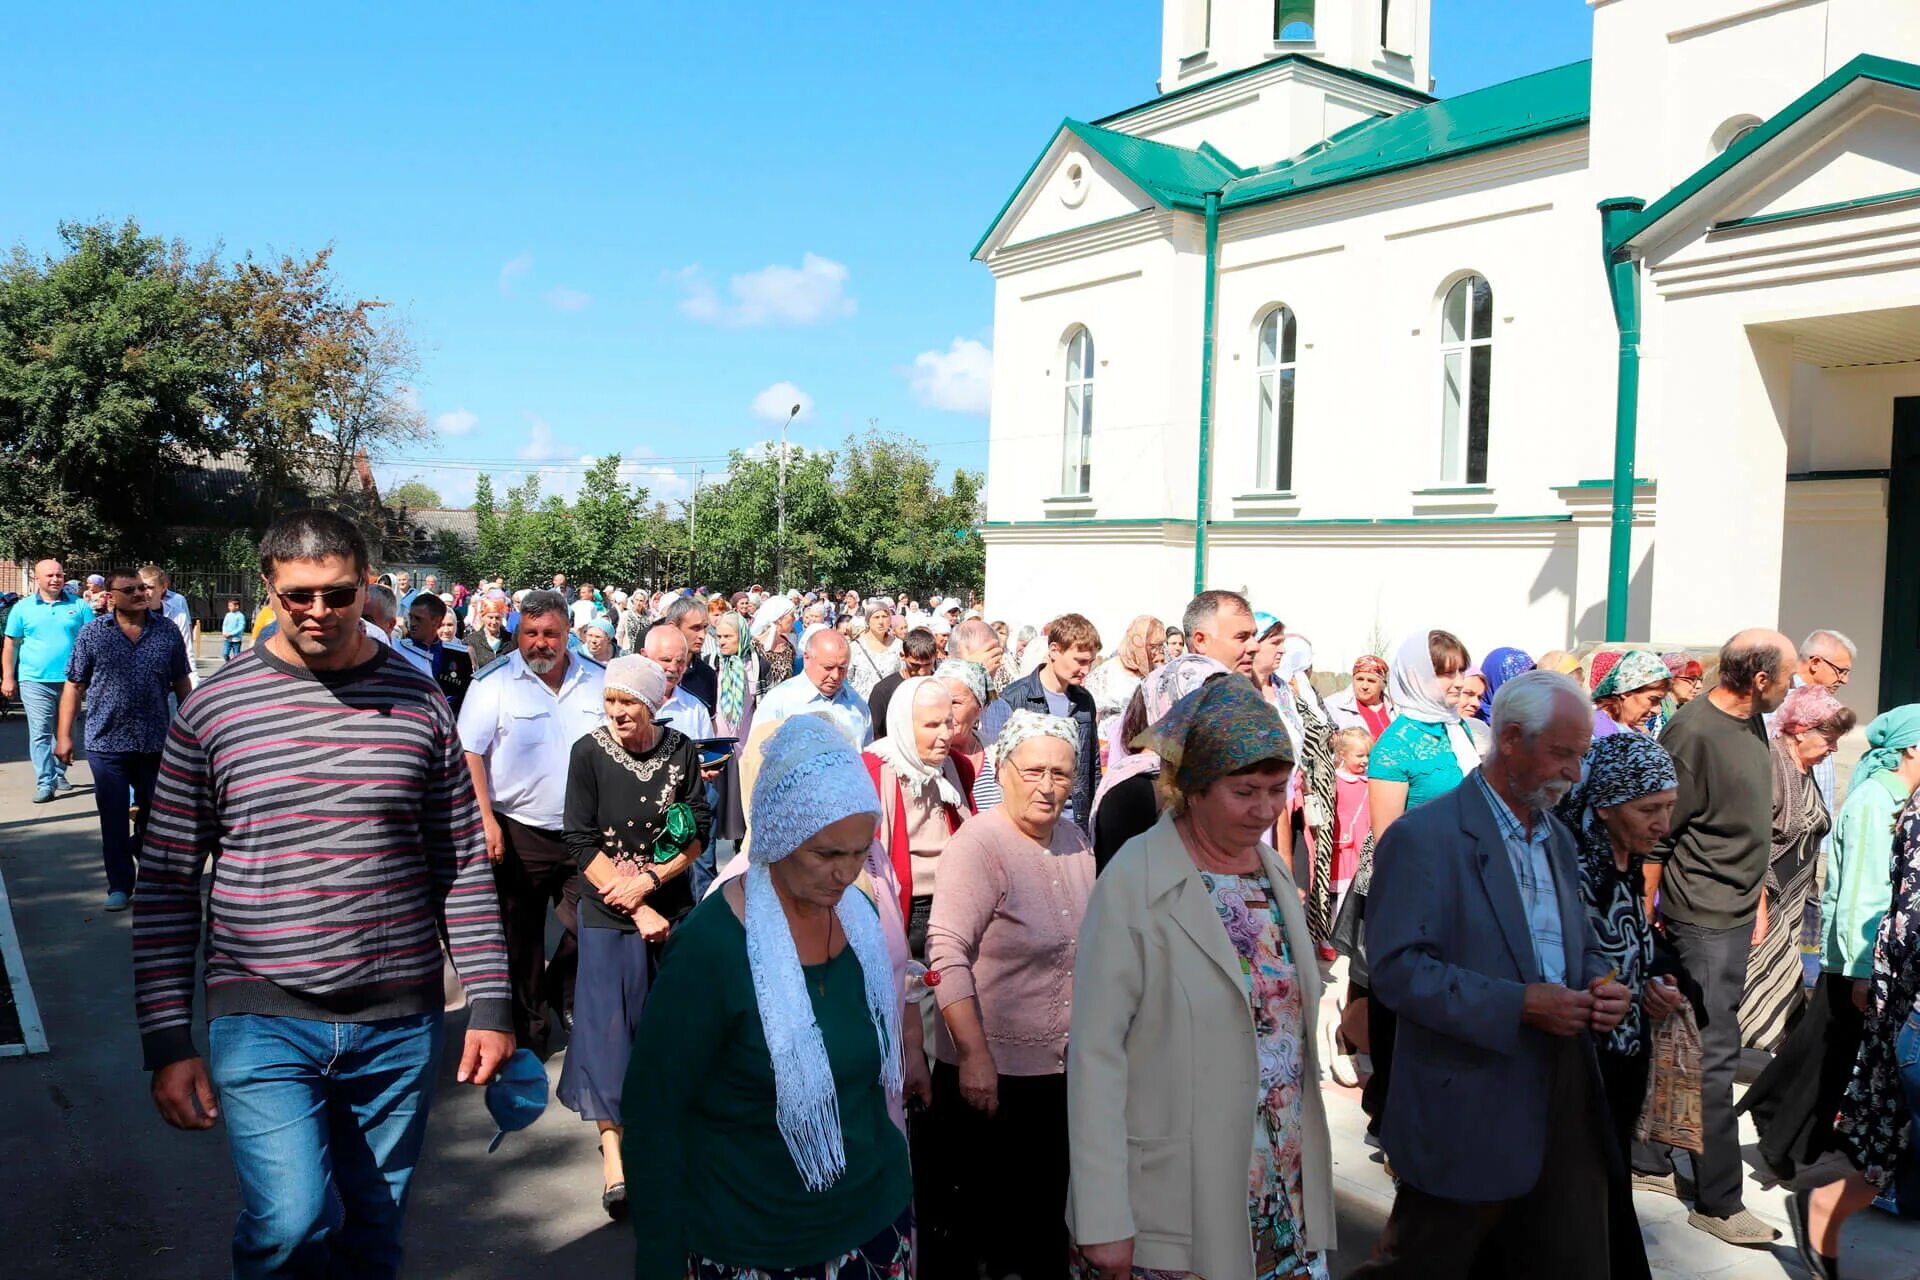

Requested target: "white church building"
[{"left": 974, "top": 0, "right": 1920, "bottom": 714}]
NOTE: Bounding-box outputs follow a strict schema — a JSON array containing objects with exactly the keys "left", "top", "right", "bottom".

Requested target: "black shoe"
[
  {"left": 1786, "top": 1187, "right": 1838, "bottom": 1280},
  {"left": 602, "top": 1180, "right": 628, "bottom": 1222}
]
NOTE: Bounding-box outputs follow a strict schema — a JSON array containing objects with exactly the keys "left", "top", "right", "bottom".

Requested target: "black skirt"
[{"left": 1741, "top": 970, "right": 1867, "bottom": 1178}]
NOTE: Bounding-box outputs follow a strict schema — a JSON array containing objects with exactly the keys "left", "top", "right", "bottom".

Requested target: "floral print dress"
[
  {"left": 1191, "top": 871, "right": 1327, "bottom": 1280},
  {"left": 1837, "top": 792, "right": 1920, "bottom": 1185}
]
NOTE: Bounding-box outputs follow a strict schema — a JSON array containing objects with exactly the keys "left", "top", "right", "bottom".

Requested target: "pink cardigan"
[{"left": 925, "top": 807, "right": 1095, "bottom": 1077}]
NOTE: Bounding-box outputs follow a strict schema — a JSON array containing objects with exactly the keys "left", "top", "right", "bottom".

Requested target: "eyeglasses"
[
  {"left": 1811, "top": 654, "right": 1852, "bottom": 682},
  {"left": 1015, "top": 767, "right": 1074, "bottom": 786},
  {"left": 275, "top": 585, "right": 361, "bottom": 609}
]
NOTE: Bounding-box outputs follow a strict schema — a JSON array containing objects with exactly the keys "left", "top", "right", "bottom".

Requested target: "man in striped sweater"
[{"left": 133, "top": 509, "right": 515, "bottom": 1278}]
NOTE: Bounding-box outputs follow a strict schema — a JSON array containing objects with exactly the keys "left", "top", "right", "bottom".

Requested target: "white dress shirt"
[
  {"left": 456, "top": 649, "right": 606, "bottom": 830},
  {"left": 755, "top": 671, "right": 873, "bottom": 745},
  {"left": 656, "top": 684, "right": 716, "bottom": 741}
]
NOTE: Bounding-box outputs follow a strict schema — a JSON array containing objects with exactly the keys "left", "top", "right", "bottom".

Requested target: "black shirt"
[
  {"left": 868, "top": 672, "right": 906, "bottom": 738},
  {"left": 563, "top": 725, "right": 712, "bottom": 931},
  {"left": 1093, "top": 771, "right": 1160, "bottom": 874}
]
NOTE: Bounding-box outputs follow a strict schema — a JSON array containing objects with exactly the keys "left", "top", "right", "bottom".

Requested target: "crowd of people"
[{"left": 8, "top": 516, "right": 1920, "bottom": 1279}]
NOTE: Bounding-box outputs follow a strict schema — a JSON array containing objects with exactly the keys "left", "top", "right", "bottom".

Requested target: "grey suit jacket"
[{"left": 1364, "top": 770, "right": 1608, "bottom": 1203}]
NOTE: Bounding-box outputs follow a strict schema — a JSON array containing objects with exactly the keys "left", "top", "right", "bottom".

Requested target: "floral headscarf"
[
  {"left": 1559, "top": 731, "right": 1677, "bottom": 880},
  {"left": 709, "top": 611, "right": 750, "bottom": 726},
  {"left": 1475, "top": 647, "right": 1536, "bottom": 723},
  {"left": 993, "top": 708, "right": 1080, "bottom": 771},
  {"left": 1133, "top": 674, "right": 1294, "bottom": 798},
  {"left": 1661, "top": 651, "right": 1703, "bottom": 680},
  {"left": 1592, "top": 650, "right": 1671, "bottom": 701}
]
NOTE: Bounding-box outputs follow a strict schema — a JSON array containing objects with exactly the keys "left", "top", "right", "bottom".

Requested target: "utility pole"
[
  {"left": 689, "top": 464, "right": 702, "bottom": 587},
  {"left": 776, "top": 403, "right": 800, "bottom": 592}
]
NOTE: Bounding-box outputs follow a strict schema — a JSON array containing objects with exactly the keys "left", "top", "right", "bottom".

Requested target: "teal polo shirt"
[{"left": 5, "top": 590, "right": 90, "bottom": 683}]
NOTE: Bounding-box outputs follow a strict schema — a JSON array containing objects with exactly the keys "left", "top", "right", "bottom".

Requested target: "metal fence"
[{"left": 3, "top": 562, "right": 261, "bottom": 629}]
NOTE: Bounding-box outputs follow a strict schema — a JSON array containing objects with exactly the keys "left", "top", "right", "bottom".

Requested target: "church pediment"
[
  {"left": 1618, "top": 55, "right": 1920, "bottom": 261},
  {"left": 972, "top": 120, "right": 1242, "bottom": 261}
]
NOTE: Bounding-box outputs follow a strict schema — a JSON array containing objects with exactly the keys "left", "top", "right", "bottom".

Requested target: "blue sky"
[{"left": 1, "top": 1, "right": 1591, "bottom": 509}]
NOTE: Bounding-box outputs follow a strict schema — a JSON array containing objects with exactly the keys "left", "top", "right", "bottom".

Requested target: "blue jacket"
[
  {"left": 978, "top": 668, "right": 1098, "bottom": 834},
  {"left": 1364, "top": 771, "right": 1608, "bottom": 1203}
]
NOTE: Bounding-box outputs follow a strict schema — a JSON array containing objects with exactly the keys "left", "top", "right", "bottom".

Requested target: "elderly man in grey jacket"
[{"left": 1351, "top": 671, "right": 1631, "bottom": 1279}]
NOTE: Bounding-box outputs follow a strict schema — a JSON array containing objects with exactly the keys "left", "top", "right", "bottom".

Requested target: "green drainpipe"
[
  {"left": 1193, "top": 191, "right": 1221, "bottom": 596},
  {"left": 1597, "top": 197, "right": 1646, "bottom": 643}
]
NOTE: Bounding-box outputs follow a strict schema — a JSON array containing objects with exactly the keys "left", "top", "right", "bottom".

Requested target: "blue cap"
[{"left": 484, "top": 1048, "right": 549, "bottom": 1153}]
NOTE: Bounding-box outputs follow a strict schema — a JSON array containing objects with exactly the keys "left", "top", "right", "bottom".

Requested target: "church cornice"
[{"left": 1092, "top": 53, "right": 1433, "bottom": 134}]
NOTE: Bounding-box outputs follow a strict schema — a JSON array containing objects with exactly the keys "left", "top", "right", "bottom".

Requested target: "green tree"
[
  {"left": 836, "top": 430, "right": 983, "bottom": 592},
  {"left": 571, "top": 454, "right": 650, "bottom": 585},
  {"left": 0, "top": 219, "right": 229, "bottom": 558},
  {"left": 386, "top": 480, "right": 443, "bottom": 511}
]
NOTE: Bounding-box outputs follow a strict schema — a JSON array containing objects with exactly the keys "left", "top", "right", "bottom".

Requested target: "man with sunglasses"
[
  {"left": 54, "top": 568, "right": 192, "bottom": 910},
  {"left": 132, "top": 509, "right": 514, "bottom": 1277}
]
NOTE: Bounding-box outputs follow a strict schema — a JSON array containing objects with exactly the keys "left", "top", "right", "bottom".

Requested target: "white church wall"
[
  {"left": 1205, "top": 133, "right": 1614, "bottom": 521},
  {"left": 1590, "top": 0, "right": 1920, "bottom": 207},
  {"left": 982, "top": 532, "right": 1195, "bottom": 651},
  {"left": 1789, "top": 362, "right": 1920, "bottom": 474},
  {"left": 1779, "top": 477, "right": 1889, "bottom": 716},
  {"left": 996, "top": 146, "right": 1155, "bottom": 250}
]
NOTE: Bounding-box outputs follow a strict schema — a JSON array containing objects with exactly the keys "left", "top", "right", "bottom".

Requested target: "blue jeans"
[
  {"left": 1876, "top": 1009, "right": 1920, "bottom": 1216},
  {"left": 224, "top": 636, "right": 243, "bottom": 661},
  {"left": 208, "top": 1012, "right": 443, "bottom": 1279},
  {"left": 89, "top": 749, "right": 159, "bottom": 894},
  {"left": 19, "top": 680, "right": 66, "bottom": 792}
]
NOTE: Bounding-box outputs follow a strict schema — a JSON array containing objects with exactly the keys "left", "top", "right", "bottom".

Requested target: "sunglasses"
[{"left": 275, "top": 585, "right": 361, "bottom": 609}]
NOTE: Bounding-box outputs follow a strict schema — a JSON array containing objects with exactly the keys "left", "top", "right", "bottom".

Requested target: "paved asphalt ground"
[{"left": 1, "top": 644, "right": 1916, "bottom": 1277}]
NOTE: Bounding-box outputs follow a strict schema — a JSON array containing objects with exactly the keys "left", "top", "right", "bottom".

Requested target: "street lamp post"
[{"left": 776, "top": 403, "right": 800, "bottom": 592}]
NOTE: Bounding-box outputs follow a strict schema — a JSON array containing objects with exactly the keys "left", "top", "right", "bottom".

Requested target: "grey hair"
[
  {"left": 1491, "top": 670, "right": 1587, "bottom": 744},
  {"left": 1182, "top": 589, "right": 1252, "bottom": 640},
  {"left": 663, "top": 595, "right": 706, "bottom": 625},
  {"left": 517, "top": 589, "right": 569, "bottom": 622},
  {"left": 363, "top": 584, "right": 398, "bottom": 631},
  {"left": 1802, "top": 629, "right": 1857, "bottom": 660}
]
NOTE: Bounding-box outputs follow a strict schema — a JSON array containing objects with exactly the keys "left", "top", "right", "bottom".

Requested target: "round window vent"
[{"left": 1060, "top": 154, "right": 1089, "bottom": 208}]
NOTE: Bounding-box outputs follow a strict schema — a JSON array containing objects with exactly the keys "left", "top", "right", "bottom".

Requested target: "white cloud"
[
  {"left": 544, "top": 286, "right": 592, "bottom": 312},
  {"left": 498, "top": 253, "right": 533, "bottom": 297},
  {"left": 435, "top": 408, "right": 479, "bottom": 436},
  {"left": 519, "top": 411, "right": 567, "bottom": 461},
  {"left": 752, "top": 382, "right": 815, "bottom": 425},
  {"left": 676, "top": 252, "right": 856, "bottom": 327},
  {"left": 907, "top": 337, "right": 993, "bottom": 413}
]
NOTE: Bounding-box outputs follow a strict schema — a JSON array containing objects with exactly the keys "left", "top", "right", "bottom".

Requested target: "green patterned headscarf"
[
  {"left": 1592, "top": 649, "right": 1671, "bottom": 700},
  {"left": 1133, "top": 675, "right": 1295, "bottom": 796}
]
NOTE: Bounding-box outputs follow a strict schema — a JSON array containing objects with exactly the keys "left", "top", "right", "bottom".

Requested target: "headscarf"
[
  {"left": 864, "top": 676, "right": 969, "bottom": 809},
  {"left": 1852, "top": 706, "right": 1920, "bottom": 790},
  {"left": 1592, "top": 650, "right": 1670, "bottom": 701},
  {"left": 1091, "top": 655, "right": 1231, "bottom": 819},
  {"left": 601, "top": 654, "right": 668, "bottom": 712},
  {"left": 992, "top": 708, "right": 1081, "bottom": 770},
  {"left": 1117, "top": 614, "right": 1161, "bottom": 678},
  {"left": 933, "top": 658, "right": 988, "bottom": 708},
  {"left": 1133, "top": 674, "right": 1294, "bottom": 798},
  {"left": 709, "top": 611, "right": 750, "bottom": 725},
  {"left": 1386, "top": 631, "right": 1482, "bottom": 776},
  {"left": 1560, "top": 732, "right": 1678, "bottom": 880},
  {"left": 1661, "top": 651, "right": 1703, "bottom": 680},
  {"left": 744, "top": 715, "right": 899, "bottom": 1191},
  {"left": 1278, "top": 635, "right": 1316, "bottom": 699},
  {"left": 751, "top": 593, "right": 797, "bottom": 645},
  {"left": 1352, "top": 654, "right": 1388, "bottom": 680},
  {"left": 1475, "top": 647, "right": 1536, "bottom": 723}
]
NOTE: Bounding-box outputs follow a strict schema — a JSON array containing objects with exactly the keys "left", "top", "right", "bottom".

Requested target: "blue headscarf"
[
  {"left": 1475, "top": 647, "right": 1536, "bottom": 723},
  {"left": 1853, "top": 705, "right": 1920, "bottom": 790}
]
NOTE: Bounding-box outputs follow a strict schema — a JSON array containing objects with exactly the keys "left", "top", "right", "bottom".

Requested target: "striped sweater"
[{"left": 133, "top": 642, "right": 512, "bottom": 1069}]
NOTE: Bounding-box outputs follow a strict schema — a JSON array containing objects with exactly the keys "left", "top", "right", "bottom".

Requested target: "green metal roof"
[
  {"left": 975, "top": 60, "right": 1593, "bottom": 259},
  {"left": 1613, "top": 54, "right": 1920, "bottom": 249},
  {"left": 1219, "top": 60, "right": 1591, "bottom": 208}
]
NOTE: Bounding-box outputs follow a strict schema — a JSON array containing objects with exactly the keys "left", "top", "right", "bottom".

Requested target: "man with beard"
[
  {"left": 1353, "top": 671, "right": 1628, "bottom": 1278},
  {"left": 458, "top": 589, "right": 606, "bottom": 1056}
]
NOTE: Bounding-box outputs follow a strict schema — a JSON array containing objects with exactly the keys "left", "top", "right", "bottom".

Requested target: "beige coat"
[{"left": 1067, "top": 812, "right": 1335, "bottom": 1279}]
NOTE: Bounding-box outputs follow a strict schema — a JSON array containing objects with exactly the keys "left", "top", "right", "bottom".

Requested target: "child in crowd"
[
  {"left": 1329, "top": 726, "right": 1373, "bottom": 926},
  {"left": 220, "top": 598, "right": 247, "bottom": 662}
]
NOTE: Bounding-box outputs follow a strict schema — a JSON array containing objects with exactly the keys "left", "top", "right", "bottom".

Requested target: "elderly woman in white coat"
[{"left": 1070, "top": 676, "right": 1336, "bottom": 1280}]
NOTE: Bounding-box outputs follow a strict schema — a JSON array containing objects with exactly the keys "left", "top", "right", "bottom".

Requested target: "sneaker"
[
  {"left": 33, "top": 787, "right": 54, "bottom": 804},
  {"left": 1330, "top": 1053, "right": 1360, "bottom": 1087},
  {"left": 1687, "top": 1208, "right": 1780, "bottom": 1248},
  {"left": 104, "top": 891, "right": 131, "bottom": 912},
  {"left": 1632, "top": 1169, "right": 1696, "bottom": 1200},
  {"left": 57, "top": 777, "right": 79, "bottom": 794}
]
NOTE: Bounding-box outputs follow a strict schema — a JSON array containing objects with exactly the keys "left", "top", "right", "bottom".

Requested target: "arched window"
[
  {"left": 1061, "top": 329, "right": 1094, "bottom": 496},
  {"left": 1256, "top": 306, "right": 1297, "bottom": 491},
  {"left": 1275, "top": 1, "right": 1315, "bottom": 41},
  {"left": 1438, "top": 275, "right": 1493, "bottom": 484}
]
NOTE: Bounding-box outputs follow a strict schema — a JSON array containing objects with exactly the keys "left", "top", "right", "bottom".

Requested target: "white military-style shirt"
[{"left": 456, "top": 648, "right": 606, "bottom": 830}]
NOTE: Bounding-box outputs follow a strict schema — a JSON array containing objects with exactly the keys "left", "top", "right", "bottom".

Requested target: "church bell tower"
[{"left": 1160, "top": 0, "right": 1432, "bottom": 97}]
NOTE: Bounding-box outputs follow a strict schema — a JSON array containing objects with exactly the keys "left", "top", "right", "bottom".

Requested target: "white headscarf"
[
  {"left": 1387, "top": 631, "right": 1482, "bottom": 775},
  {"left": 1278, "top": 635, "right": 1316, "bottom": 701},
  {"left": 750, "top": 593, "right": 797, "bottom": 643},
  {"left": 744, "top": 717, "right": 901, "bottom": 1191},
  {"left": 863, "top": 676, "right": 969, "bottom": 809}
]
